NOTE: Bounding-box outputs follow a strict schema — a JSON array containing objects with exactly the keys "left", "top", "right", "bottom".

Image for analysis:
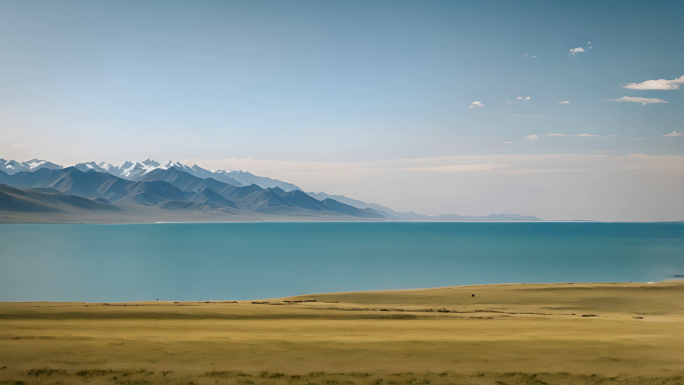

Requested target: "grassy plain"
[{"left": 1, "top": 281, "right": 683, "bottom": 385}]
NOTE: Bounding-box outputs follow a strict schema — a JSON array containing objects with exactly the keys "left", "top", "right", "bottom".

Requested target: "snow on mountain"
[
  {"left": 97, "top": 162, "right": 116, "bottom": 171},
  {"left": 73, "top": 161, "right": 118, "bottom": 174},
  {"left": 0, "top": 158, "right": 63, "bottom": 175},
  {"left": 118, "top": 159, "right": 162, "bottom": 179},
  {"left": 2, "top": 158, "right": 288, "bottom": 189}
]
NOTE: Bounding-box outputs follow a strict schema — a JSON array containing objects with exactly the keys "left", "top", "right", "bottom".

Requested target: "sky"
[{"left": 1, "top": 0, "right": 683, "bottom": 221}]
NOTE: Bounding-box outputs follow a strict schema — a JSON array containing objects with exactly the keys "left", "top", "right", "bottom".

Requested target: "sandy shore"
[{"left": 1, "top": 280, "right": 682, "bottom": 384}]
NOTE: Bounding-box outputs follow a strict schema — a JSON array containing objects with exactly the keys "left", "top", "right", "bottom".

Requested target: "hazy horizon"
[{"left": 2, "top": 0, "right": 683, "bottom": 221}]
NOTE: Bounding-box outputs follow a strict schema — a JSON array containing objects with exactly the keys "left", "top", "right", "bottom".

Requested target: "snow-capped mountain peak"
[
  {"left": 0, "top": 158, "right": 298, "bottom": 191},
  {"left": 27, "top": 159, "right": 46, "bottom": 169},
  {"left": 118, "top": 160, "right": 161, "bottom": 178},
  {"left": 97, "top": 162, "right": 116, "bottom": 171},
  {"left": 0, "top": 158, "right": 62, "bottom": 174},
  {"left": 160, "top": 160, "right": 185, "bottom": 170},
  {"left": 141, "top": 158, "right": 161, "bottom": 167}
]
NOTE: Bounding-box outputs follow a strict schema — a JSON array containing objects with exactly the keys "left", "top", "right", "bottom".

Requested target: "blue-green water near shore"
[{"left": 0, "top": 222, "right": 682, "bottom": 302}]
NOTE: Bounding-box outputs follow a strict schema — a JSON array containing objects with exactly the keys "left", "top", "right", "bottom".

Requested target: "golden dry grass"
[{"left": 0, "top": 281, "right": 683, "bottom": 385}]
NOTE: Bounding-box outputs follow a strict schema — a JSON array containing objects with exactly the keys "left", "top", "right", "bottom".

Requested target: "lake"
[{"left": 0, "top": 222, "right": 682, "bottom": 302}]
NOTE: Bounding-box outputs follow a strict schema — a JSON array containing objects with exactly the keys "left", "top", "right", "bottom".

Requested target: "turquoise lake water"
[{"left": 0, "top": 222, "right": 682, "bottom": 302}]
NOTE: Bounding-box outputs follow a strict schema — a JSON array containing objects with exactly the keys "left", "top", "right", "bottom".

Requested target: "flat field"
[{"left": 1, "top": 281, "right": 682, "bottom": 385}]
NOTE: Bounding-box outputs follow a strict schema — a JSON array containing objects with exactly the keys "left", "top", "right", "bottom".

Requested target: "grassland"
[{"left": 1, "top": 281, "right": 682, "bottom": 385}]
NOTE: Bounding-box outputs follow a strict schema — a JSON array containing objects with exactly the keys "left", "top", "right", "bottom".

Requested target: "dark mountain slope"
[
  {"left": 0, "top": 184, "right": 123, "bottom": 213},
  {"left": 97, "top": 178, "right": 137, "bottom": 202},
  {"left": 238, "top": 189, "right": 295, "bottom": 211},
  {"left": 114, "top": 181, "right": 189, "bottom": 206},
  {"left": 136, "top": 167, "right": 234, "bottom": 192},
  {"left": 0, "top": 168, "right": 69, "bottom": 189},
  {"left": 220, "top": 184, "right": 263, "bottom": 201},
  {"left": 0, "top": 167, "right": 390, "bottom": 220},
  {"left": 274, "top": 189, "right": 329, "bottom": 211},
  {"left": 188, "top": 188, "right": 239, "bottom": 209},
  {"left": 48, "top": 168, "right": 123, "bottom": 198}
]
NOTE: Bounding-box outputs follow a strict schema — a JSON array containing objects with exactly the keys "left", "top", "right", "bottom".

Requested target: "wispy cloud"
[
  {"left": 188, "top": 154, "right": 684, "bottom": 181},
  {"left": 505, "top": 141, "right": 515, "bottom": 144},
  {"left": 509, "top": 96, "right": 531, "bottom": 104},
  {"left": 569, "top": 42, "right": 592, "bottom": 56},
  {"left": 8, "top": 143, "right": 28, "bottom": 151},
  {"left": 558, "top": 101, "right": 570, "bottom": 104},
  {"left": 469, "top": 101, "right": 484, "bottom": 108},
  {"left": 622, "top": 75, "right": 684, "bottom": 90},
  {"left": 662, "top": 131, "right": 683, "bottom": 137},
  {"left": 547, "top": 133, "right": 617, "bottom": 138},
  {"left": 606, "top": 96, "right": 668, "bottom": 105},
  {"left": 523, "top": 134, "right": 539, "bottom": 140},
  {"left": 522, "top": 53, "right": 528, "bottom": 57}
]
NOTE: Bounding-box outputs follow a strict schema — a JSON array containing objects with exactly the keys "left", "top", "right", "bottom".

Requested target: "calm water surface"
[{"left": 0, "top": 222, "right": 682, "bottom": 302}]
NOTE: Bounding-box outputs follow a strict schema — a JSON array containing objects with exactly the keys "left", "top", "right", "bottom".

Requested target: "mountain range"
[{"left": 0, "top": 158, "right": 542, "bottom": 223}]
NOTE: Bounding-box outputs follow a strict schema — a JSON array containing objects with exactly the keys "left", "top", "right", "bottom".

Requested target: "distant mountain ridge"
[
  {"left": 0, "top": 165, "right": 383, "bottom": 222},
  {"left": 0, "top": 158, "right": 62, "bottom": 174},
  {"left": 0, "top": 158, "right": 543, "bottom": 223}
]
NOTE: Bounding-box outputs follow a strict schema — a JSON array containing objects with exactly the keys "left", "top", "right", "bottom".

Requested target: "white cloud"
[
  {"left": 469, "top": 101, "right": 484, "bottom": 108},
  {"left": 576, "top": 133, "right": 616, "bottom": 138},
  {"left": 622, "top": 75, "right": 684, "bottom": 90},
  {"left": 7, "top": 143, "right": 30, "bottom": 157},
  {"left": 523, "top": 134, "right": 540, "bottom": 140},
  {"left": 8, "top": 143, "right": 28, "bottom": 151},
  {"left": 531, "top": 55, "right": 537, "bottom": 58},
  {"left": 607, "top": 96, "right": 668, "bottom": 105},
  {"left": 558, "top": 101, "right": 570, "bottom": 104},
  {"left": 506, "top": 101, "right": 512, "bottom": 104},
  {"left": 525, "top": 96, "right": 531, "bottom": 101},
  {"left": 522, "top": 53, "right": 528, "bottom": 56},
  {"left": 547, "top": 133, "right": 617, "bottom": 138},
  {"left": 662, "top": 131, "right": 683, "bottom": 137},
  {"left": 569, "top": 47, "right": 585, "bottom": 55},
  {"left": 514, "top": 96, "right": 530, "bottom": 101},
  {"left": 516, "top": 97, "right": 522, "bottom": 100},
  {"left": 587, "top": 41, "right": 591, "bottom": 44},
  {"left": 505, "top": 141, "right": 515, "bottom": 144}
]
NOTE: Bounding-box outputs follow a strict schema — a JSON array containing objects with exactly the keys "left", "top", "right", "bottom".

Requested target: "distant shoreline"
[
  {"left": 2, "top": 219, "right": 683, "bottom": 224},
  {"left": 3, "top": 280, "right": 683, "bottom": 304}
]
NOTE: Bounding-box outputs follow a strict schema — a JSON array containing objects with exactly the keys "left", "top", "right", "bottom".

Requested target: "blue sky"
[{"left": 1, "top": 0, "right": 682, "bottom": 220}]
